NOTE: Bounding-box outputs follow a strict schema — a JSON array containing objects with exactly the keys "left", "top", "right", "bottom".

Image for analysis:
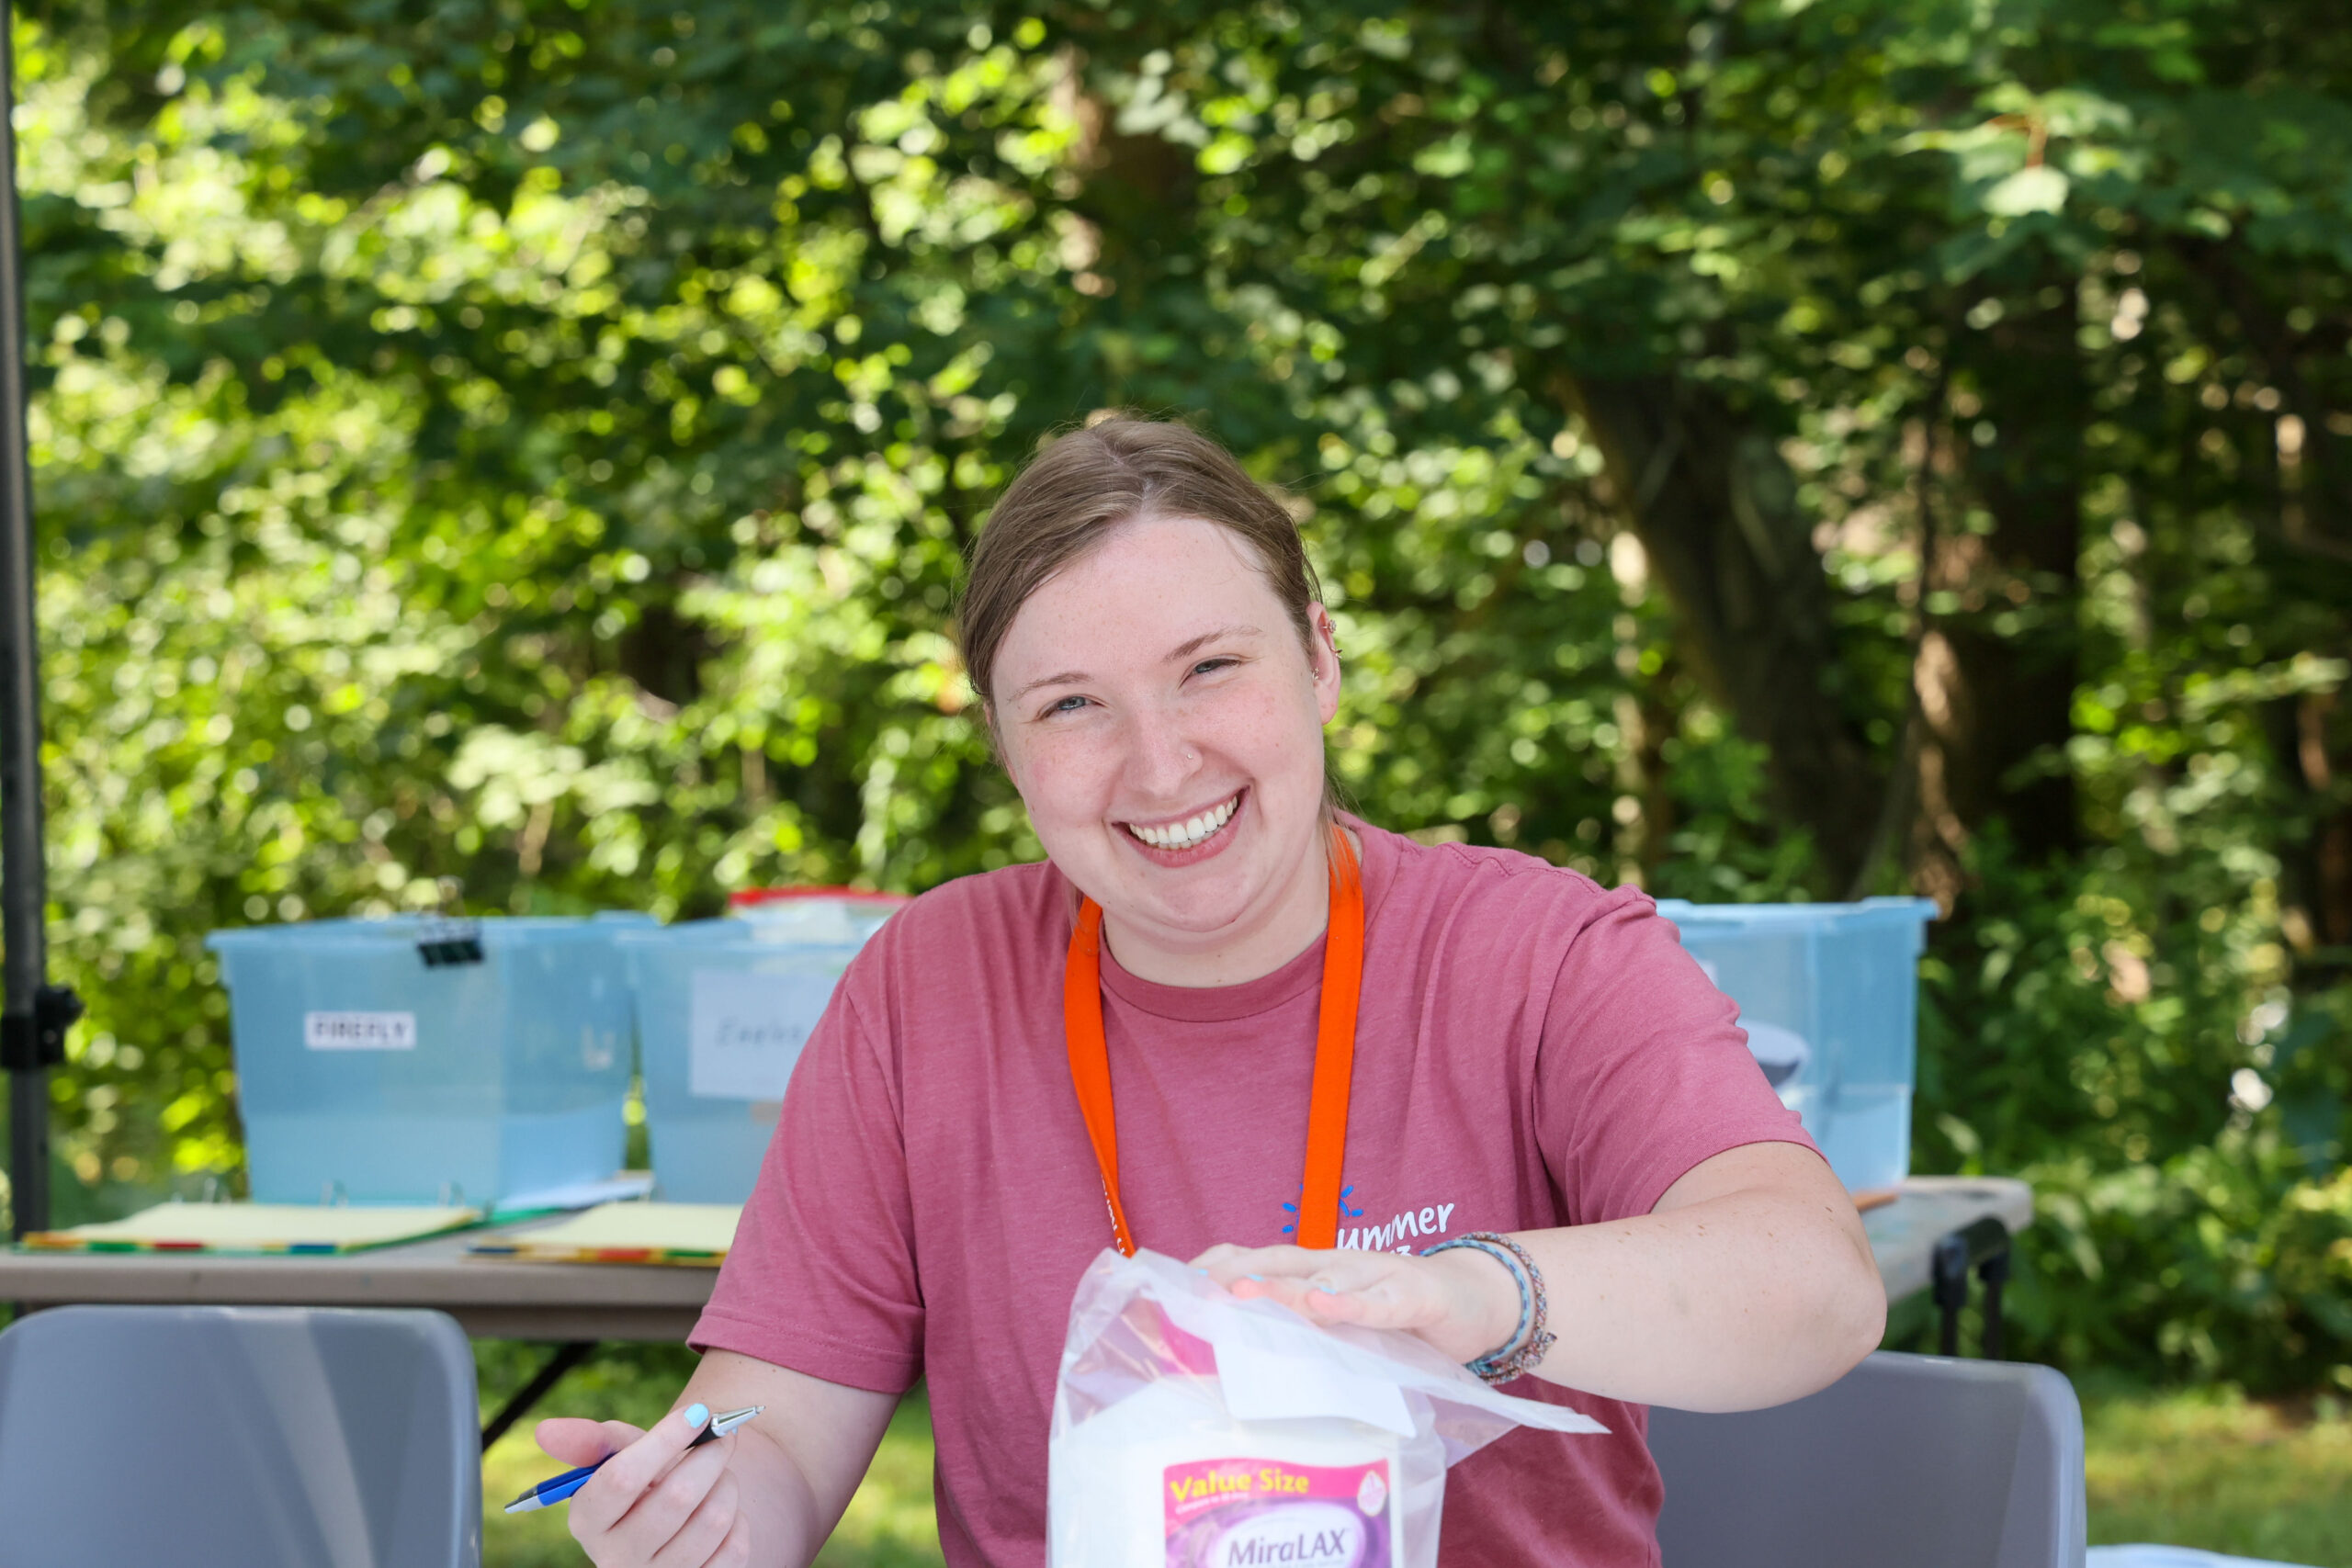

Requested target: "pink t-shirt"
[{"left": 694, "top": 818, "right": 1815, "bottom": 1567}]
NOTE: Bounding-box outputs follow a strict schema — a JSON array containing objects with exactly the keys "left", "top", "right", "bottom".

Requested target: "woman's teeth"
[{"left": 1126, "top": 795, "right": 1238, "bottom": 852}]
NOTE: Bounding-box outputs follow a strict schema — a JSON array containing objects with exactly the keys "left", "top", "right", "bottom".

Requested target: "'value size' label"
[
  {"left": 303, "top": 1010, "right": 418, "bottom": 1051},
  {"left": 1163, "top": 1457, "right": 1392, "bottom": 1568}
]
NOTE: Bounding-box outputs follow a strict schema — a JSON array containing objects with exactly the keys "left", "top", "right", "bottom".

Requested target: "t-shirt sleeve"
[
  {"left": 689, "top": 964, "right": 923, "bottom": 1394},
  {"left": 1532, "top": 886, "right": 1821, "bottom": 1224}
]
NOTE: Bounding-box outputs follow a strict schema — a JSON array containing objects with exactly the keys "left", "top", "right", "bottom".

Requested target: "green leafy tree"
[{"left": 4, "top": 0, "right": 2348, "bottom": 1387}]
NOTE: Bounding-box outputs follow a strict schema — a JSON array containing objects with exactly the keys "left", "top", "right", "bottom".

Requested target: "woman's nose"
[{"left": 1122, "top": 712, "right": 1202, "bottom": 795}]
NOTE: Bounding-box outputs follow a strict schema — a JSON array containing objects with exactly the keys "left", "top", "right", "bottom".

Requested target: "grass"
[
  {"left": 478, "top": 1344, "right": 2352, "bottom": 1568},
  {"left": 2085, "top": 1382, "right": 2352, "bottom": 1566}
]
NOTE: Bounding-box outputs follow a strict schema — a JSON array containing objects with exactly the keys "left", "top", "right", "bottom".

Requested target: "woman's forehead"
[
  {"left": 986, "top": 521, "right": 1308, "bottom": 706},
  {"left": 999, "top": 517, "right": 1290, "bottom": 663}
]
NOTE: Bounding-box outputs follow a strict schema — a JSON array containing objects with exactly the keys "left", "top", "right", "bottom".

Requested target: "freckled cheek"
[
  {"left": 1216, "top": 689, "right": 1319, "bottom": 775},
  {"left": 1007, "top": 729, "right": 1125, "bottom": 827}
]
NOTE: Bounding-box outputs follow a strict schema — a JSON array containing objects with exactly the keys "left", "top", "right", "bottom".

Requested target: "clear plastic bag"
[{"left": 1047, "top": 1247, "right": 1608, "bottom": 1568}]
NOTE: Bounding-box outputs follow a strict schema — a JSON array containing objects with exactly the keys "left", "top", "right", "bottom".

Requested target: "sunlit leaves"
[{"left": 8, "top": 0, "right": 2352, "bottom": 1388}]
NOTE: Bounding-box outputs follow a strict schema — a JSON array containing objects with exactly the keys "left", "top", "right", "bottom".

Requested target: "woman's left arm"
[{"left": 1194, "top": 1140, "right": 1885, "bottom": 1413}]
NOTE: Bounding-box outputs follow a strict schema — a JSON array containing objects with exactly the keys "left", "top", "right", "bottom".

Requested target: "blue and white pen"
[{"left": 503, "top": 1404, "right": 764, "bottom": 1514}]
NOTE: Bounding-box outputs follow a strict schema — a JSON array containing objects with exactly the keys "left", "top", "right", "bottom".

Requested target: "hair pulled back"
[{"left": 956, "top": 416, "right": 1324, "bottom": 709}]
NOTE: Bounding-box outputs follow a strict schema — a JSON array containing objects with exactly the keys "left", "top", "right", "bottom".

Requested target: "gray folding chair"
[
  {"left": 1650, "top": 1350, "right": 2086, "bottom": 1568},
  {"left": 0, "top": 1304, "right": 481, "bottom": 1568}
]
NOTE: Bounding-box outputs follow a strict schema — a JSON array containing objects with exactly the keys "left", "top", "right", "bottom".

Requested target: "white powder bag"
[{"left": 1047, "top": 1248, "right": 1608, "bottom": 1568}]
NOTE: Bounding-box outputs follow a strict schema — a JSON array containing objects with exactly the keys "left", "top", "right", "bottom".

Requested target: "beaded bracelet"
[{"left": 1420, "top": 1231, "right": 1557, "bottom": 1385}]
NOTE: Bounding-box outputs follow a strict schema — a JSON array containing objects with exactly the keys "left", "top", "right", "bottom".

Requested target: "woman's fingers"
[
  {"left": 606, "top": 1438, "right": 731, "bottom": 1551},
  {"left": 567, "top": 1404, "right": 716, "bottom": 1541},
  {"left": 1189, "top": 1240, "right": 1516, "bottom": 1364},
  {"left": 650, "top": 1468, "right": 740, "bottom": 1567},
  {"left": 1246, "top": 1269, "right": 1401, "bottom": 1320},
  {"left": 1190, "top": 1242, "right": 1327, "bottom": 1286},
  {"left": 709, "top": 1508, "right": 754, "bottom": 1568},
  {"left": 1237, "top": 1273, "right": 1345, "bottom": 1317},
  {"left": 535, "top": 1415, "right": 638, "bottom": 1467},
  {"left": 1194, "top": 1244, "right": 1452, "bottom": 1333}
]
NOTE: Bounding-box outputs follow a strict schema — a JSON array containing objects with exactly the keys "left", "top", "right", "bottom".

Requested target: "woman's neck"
[{"left": 1099, "top": 824, "right": 1357, "bottom": 988}]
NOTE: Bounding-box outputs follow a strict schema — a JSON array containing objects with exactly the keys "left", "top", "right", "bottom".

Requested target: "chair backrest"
[
  {"left": 1649, "top": 1351, "right": 2086, "bottom": 1568},
  {"left": 0, "top": 1304, "right": 481, "bottom": 1568}
]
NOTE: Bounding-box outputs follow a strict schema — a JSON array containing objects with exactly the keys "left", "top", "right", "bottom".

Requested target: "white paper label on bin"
[
  {"left": 303, "top": 1010, "right": 417, "bottom": 1051},
  {"left": 689, "top": 970, "right": 836, "bottom": 1100}
]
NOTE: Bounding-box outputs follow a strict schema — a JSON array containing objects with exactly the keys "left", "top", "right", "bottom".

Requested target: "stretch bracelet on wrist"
[{"left": 1420, "top": 1231, "right": 1556, "bottom": 1385}]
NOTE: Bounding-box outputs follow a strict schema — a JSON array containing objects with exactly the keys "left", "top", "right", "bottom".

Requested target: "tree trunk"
[
  {"left": 1927, "top": 285, "right": 2086, "bottom": 864},
  {"left": 1558, "top": 372, "right": 1885, "bottom": 894},
  {"left": 2269, "top": 684, "right": 2352, "bottom": 966}
]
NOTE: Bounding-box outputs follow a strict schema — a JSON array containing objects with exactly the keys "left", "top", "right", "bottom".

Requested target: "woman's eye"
[
  {"left": 1044, "top": 694, "right": 1089, "bottom": 717},
  {"left": 1191, "top": 658, "right": 1236, "bottom": 677}
]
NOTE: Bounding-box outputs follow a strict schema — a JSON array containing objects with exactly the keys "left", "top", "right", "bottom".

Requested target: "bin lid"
[
  {"left": 1651, "top": 897, "right": 1938, "bottom": 957},
  {"left": 1650, "top": 897, "right": 1938, "bottom": 929},
  {"left": 727, "top": 885, "right": 909, "bottom": 910},
  {"left": 612, "top": 916, "right": 870, "bottom": 953},
  {"left": 725, "top": 886, "right": 906, "bottom": 944},
  {"left": 204, "top": 914, "right": 636, "bottom": 952}
]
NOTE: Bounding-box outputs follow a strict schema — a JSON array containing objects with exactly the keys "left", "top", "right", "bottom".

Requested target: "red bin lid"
[{"left": 727, "top": 885, "right": 910, "bottom": 909}]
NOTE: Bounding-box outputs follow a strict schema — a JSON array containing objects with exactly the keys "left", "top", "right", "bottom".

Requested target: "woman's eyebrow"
[
  {"left": 1163, "top": 625, "right": 1262, "bottom": 664},
  {"left": 1009, "top": 626, "right": 1263, "bottom": 701},
  {"left": 1012, "top": 669, "right": 1089, "bottom": 700}
]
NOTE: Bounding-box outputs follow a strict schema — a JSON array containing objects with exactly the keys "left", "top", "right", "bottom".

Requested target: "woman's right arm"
[{"left": 537, "top": 1348, "right": 901, "bottom": 1568}]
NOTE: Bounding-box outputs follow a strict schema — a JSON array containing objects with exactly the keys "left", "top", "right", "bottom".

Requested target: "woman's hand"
[
  {"left": 526, "top": 1352, "right": 899, "bottom": 1568},
  {"left": 1190, "top": 1242, "right": 1521, "bottom": 1367},
  {"left": 536, "top": 1404, "right": 750, "bottom": 1567}
]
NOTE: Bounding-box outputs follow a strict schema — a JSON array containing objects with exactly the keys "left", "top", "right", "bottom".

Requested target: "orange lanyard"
[{"left": 1064, "top": 824, "right": 1365, "bottom": 1257}]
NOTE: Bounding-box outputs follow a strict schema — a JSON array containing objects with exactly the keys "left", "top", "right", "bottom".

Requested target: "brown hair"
[{"left": 957, "top": 415, "right": 1326, "bottom": 710}]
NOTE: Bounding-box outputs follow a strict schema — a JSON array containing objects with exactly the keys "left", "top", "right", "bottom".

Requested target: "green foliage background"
[{"left": 4, "top": 0, "right": 2350, "bottom": 1393}]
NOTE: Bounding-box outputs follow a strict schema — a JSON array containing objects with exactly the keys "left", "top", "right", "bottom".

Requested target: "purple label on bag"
[{"left": 1162, "top": 1458, "right": 1391, "bottom": 1568}]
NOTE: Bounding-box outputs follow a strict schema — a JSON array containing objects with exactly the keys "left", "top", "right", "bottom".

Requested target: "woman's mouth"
[{"left": 1121, "top": 790, "right": 1245, "bottom": 862}]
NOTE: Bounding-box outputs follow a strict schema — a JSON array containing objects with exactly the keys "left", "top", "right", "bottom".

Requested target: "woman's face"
[{"left": 991, "top": 515, "right": 1341, "bottom": 964}]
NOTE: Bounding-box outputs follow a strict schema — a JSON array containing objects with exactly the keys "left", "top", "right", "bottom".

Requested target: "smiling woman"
[
  {"left": 973, "top": 460, "right": 1345, "bottom": 987},
  {"left": 953, "top": 423, "right": 1350, "bottom": 987},
  {"left": 534, "top": 416, "right": 1887, "bottom": 1568}
]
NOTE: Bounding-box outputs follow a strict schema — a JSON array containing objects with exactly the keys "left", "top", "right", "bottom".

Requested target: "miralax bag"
[{"left": 1048, "top": 1247, "right": 1609, "bottom": 1568}]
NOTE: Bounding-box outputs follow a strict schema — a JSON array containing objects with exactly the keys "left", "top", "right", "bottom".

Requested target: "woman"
[{"left": 537, "top": 417, "right": 1886, "bottom": 1567}]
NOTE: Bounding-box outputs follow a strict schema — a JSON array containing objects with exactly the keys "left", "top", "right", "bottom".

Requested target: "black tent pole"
[{"left": 0, "top": 7, "right": 80, "bottom": 1240}]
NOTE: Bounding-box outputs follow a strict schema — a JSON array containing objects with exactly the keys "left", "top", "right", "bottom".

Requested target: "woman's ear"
[{"left": 1308, "top": 603, "right": 1343, "bottom": 724}]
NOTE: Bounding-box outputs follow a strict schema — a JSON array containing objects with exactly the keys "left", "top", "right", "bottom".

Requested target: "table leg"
[
  {"left": 483, "top": 1339, "right": 600, "bottom": 1450},
  {"left": 1978, "top": 1247, "right": 2009, "bottom": 1361},
  {"left": 1933, "top": 1233, "right": 1969, "bottom": 1357},
  {"left": 1930, "top": 1217, "right": 2013, "bottom": 1359}
]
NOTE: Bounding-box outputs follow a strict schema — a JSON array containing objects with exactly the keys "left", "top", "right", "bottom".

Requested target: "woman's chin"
[
  {"left": 1122, "top": 857, "right": 1292, "bottom": 945},
  {"left": 1137, "top": 886, "right": 1260, "bottom": 939}
]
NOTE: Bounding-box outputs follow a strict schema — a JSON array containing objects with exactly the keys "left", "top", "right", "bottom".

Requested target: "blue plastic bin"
[
  {"left": 617, "top": 902, "right": 894, "bottom": 1203},
  {"left": 1651, "top": 897, "right": 1938, "bottom": 1192},
  {"left": 206, "top": 916, "right": 639, "bottom": 1206}
]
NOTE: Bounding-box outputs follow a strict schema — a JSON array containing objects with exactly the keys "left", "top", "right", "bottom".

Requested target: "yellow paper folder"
[
  {"left": 20, "top": 1202, "right": 480, "bottom": 1255},
  {"left": 469, "top": 1201, "right": 742, "bottom": 1266}
]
